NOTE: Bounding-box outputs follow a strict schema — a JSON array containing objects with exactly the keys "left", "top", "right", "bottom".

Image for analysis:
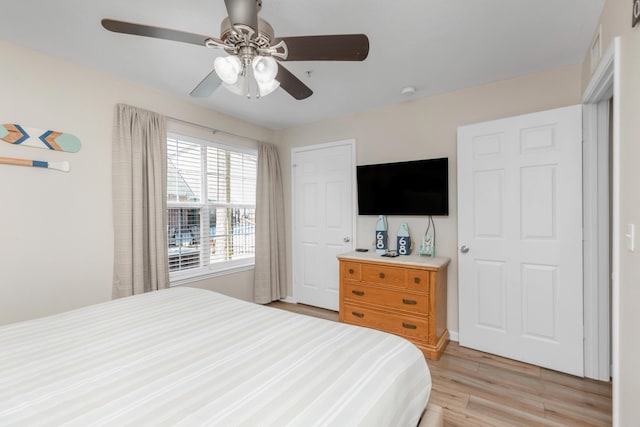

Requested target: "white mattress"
[{"left": 0, "top": 287, "right": 431, "bottom": 426}]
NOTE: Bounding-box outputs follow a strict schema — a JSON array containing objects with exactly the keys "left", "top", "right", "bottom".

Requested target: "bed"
[{"left": 0, "top": 287, "right": 433, "bottom": 426}]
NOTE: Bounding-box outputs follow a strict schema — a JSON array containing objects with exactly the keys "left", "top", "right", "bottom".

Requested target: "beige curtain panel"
[
  {"left": 254, "top": 142, "right": 287, "bottom": 303},
  {"left": 112, "top": 104, "right": 169, "bottom": 298}
]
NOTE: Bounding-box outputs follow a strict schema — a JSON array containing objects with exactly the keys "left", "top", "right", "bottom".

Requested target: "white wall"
[
  {"left": 0, "top": 40, "right": 273, "bottom": 325},
  {"left": 276, "top": 64, "right": 582, "bottom": 334}
]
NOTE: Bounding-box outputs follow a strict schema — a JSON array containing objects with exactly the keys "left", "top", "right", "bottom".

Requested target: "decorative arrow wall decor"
[{"left": 1, "top": 124, "right": 81, "bottom": 153}]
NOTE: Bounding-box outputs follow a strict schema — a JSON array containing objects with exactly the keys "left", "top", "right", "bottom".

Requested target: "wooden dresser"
[{"left": 338, "top": 252, "right": 450, "bottom": 360}]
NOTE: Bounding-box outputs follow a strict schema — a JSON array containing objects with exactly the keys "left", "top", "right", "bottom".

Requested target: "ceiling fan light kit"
[
  {"left": 253, "top": 56, "right": 278, "bottom": 83},
  {"left": 220, "top": 59, "right": 280, "bottom": 99},
  {"left": 101, "top": 0, "right": 369, "bottom": 101},
  {"left": 252, "top": 56, "right": 280, "bottom": 97},
  {"left": 214, "top": 55, "right": 242, "bottom": 84}
]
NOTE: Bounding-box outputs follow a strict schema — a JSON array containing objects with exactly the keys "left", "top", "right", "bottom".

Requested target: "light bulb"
[
  {"left": 214, "top": 56, "right": 241, "bottom": 85},
  {"left": 252, "top": 56, "right": 278, "bottom": 84},
  {"left": 256, "top": 79, "right": 280, "bottom": 97}
]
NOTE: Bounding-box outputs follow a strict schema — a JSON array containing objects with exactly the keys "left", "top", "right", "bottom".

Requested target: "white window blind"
[{"left": 167, "top": 133, "right": 257, "bottom": 282}]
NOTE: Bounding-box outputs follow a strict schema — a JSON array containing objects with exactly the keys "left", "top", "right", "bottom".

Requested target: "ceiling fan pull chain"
[
  {"left": 245, "top": 65, "right": 251, "bottom": 99},
  {"left": 247, "top": 61, "right": 257, "bottom": 99},
  {"left": 252, "top": 66, "right": 261, "bottom": 99}
]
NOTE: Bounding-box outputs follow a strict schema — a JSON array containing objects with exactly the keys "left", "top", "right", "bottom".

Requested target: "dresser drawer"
[
  {"left": 338, "top": 253, "right": 449, "bottom": 360},
  {"left": 344, "top": 283, "right": 428, "bottom": 314},
  {"left": 341, "top": 262, "right": 362, "bottom": 281},
  {"left": 361, "top": 264, "right": 428, "bottom": 290},
  {"left": 343, "top": 303, "right": 428, "bottom": 340}
]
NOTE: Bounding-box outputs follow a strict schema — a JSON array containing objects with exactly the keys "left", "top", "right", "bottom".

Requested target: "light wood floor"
[{"left": 267, "top": 301, "right": 612, "bottom": 426}]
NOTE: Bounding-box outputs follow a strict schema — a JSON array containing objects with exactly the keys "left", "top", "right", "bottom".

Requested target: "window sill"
[{"left": 169, "top": 262, "right": 255, "bottom": 287}]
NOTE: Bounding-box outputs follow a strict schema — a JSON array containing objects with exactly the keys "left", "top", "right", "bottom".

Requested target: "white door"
[
  {"left": 457, "top": 105, "right": 584, "bottom": 376},
  {"left": 292, "top": 140, "right": 355, "bottom": 311}
]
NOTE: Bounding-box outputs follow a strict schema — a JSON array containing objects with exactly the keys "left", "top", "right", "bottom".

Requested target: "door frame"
[
  {"left": 290, "top": 139, "right": 357, "bottom": 305},
  {"left": 582, "top": 38, "right": 619, "bottom": 382}
]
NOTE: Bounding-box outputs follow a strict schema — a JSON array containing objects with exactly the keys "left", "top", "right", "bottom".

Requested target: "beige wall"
[
  {"left": 581, "top": 0, "right": 630, "bottom": 92},
  {"left": 615, "top": 32, "right": 640, "bottom": 425},
  {"left": 276, "top": 64, "right": 582, "bottom": 334},
  {"left": 0, "top": 40, "right": 273, "bottom": 325},
  {"left": 583, "top": 0, "right": 640, "bottom": 423}
]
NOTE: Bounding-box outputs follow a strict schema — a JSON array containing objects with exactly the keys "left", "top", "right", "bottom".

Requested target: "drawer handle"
[
  {"left": 351, "top": 290, "right": 365, "bottom": 296},
  {"left": 402, "top": 322, "right": 417, "bottom": 330},
  {"left": 352, "top": 311, "right": 365, "bottom": 318},
  {"left": 402, "top": 298, "right": 417, "bottom": 305},
  {"left": 348, "top": 268, "right": 354, "bottom": 274},
  {"left": 414, "top": 277, "right": 421, "bottom": 284},
  {"left": 379, "top": 272, "right": 385, "bottom": 279}
]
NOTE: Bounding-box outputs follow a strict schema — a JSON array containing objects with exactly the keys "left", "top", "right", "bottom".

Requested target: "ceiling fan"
[{"left": 102, "top": 0, "right": 369, "bottom": 100}]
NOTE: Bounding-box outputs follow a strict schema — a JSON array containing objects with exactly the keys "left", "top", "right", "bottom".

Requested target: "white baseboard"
[{"left": 279, "top": 296, "right": 297, "bottom": 304}]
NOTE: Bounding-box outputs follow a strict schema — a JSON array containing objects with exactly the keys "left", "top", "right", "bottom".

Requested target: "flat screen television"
[{"left": 356, "top": 157, "right": 449, "bottom": 216}]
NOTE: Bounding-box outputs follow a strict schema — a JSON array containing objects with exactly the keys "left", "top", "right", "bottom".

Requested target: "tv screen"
[{"left": 357, "top": 157, "right": 449, "bottom": 216}]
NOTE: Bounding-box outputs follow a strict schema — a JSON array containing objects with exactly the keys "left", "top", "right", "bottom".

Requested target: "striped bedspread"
[{"left": 0, "top": 287, "right": 430, "bottom": 426}]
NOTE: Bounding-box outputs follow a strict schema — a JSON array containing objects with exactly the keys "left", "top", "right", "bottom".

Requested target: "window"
[{"left": 167, "top": 133, "right": 257, "bottom": 283}]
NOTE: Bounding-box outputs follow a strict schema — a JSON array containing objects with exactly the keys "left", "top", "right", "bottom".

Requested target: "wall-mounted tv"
[{"left": 356, "top": 157, "right": 449, "bottom": 216}]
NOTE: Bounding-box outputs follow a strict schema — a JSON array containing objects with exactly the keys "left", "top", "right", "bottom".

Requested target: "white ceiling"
[{"left": 1, "top": 0, "right": 605, "bottom": 130}]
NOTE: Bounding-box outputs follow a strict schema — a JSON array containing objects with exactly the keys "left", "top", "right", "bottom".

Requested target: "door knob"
[
  {"left": 460, "top": 245, "right": 469, "bottom": 254},
  {"left": 343, "top": 237, "right": 351, "bottom": 243}
]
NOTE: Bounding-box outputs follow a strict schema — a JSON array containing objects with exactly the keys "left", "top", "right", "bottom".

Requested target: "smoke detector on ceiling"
[{"left": 401, "top": 86, "right": 416, "bottom": 96}]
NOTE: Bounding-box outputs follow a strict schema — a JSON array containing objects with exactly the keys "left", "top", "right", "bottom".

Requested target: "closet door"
[{"left": 292, "top": 140, "right": 355, "bottom": 310}]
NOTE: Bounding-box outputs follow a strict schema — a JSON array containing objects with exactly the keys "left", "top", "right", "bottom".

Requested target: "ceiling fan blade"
[
  {"left": 274, "top": 34, "right": 369, "bottom": 61},
  {"left": 190, "top": 70, "right": 222, "bottom": 98},
  {"left": 101, "top": 19, "right": 220, "bottom": 47},
  {"left": 276, "top": 64, "right": 313, "bottom": 100},
  {"left": 224, "top": 0, "right": 258, "bottom": 33}
]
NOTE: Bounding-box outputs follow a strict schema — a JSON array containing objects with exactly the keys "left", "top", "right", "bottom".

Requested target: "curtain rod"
[{"left": 167, "top": 116, "right": 262, "bottom": 144}]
